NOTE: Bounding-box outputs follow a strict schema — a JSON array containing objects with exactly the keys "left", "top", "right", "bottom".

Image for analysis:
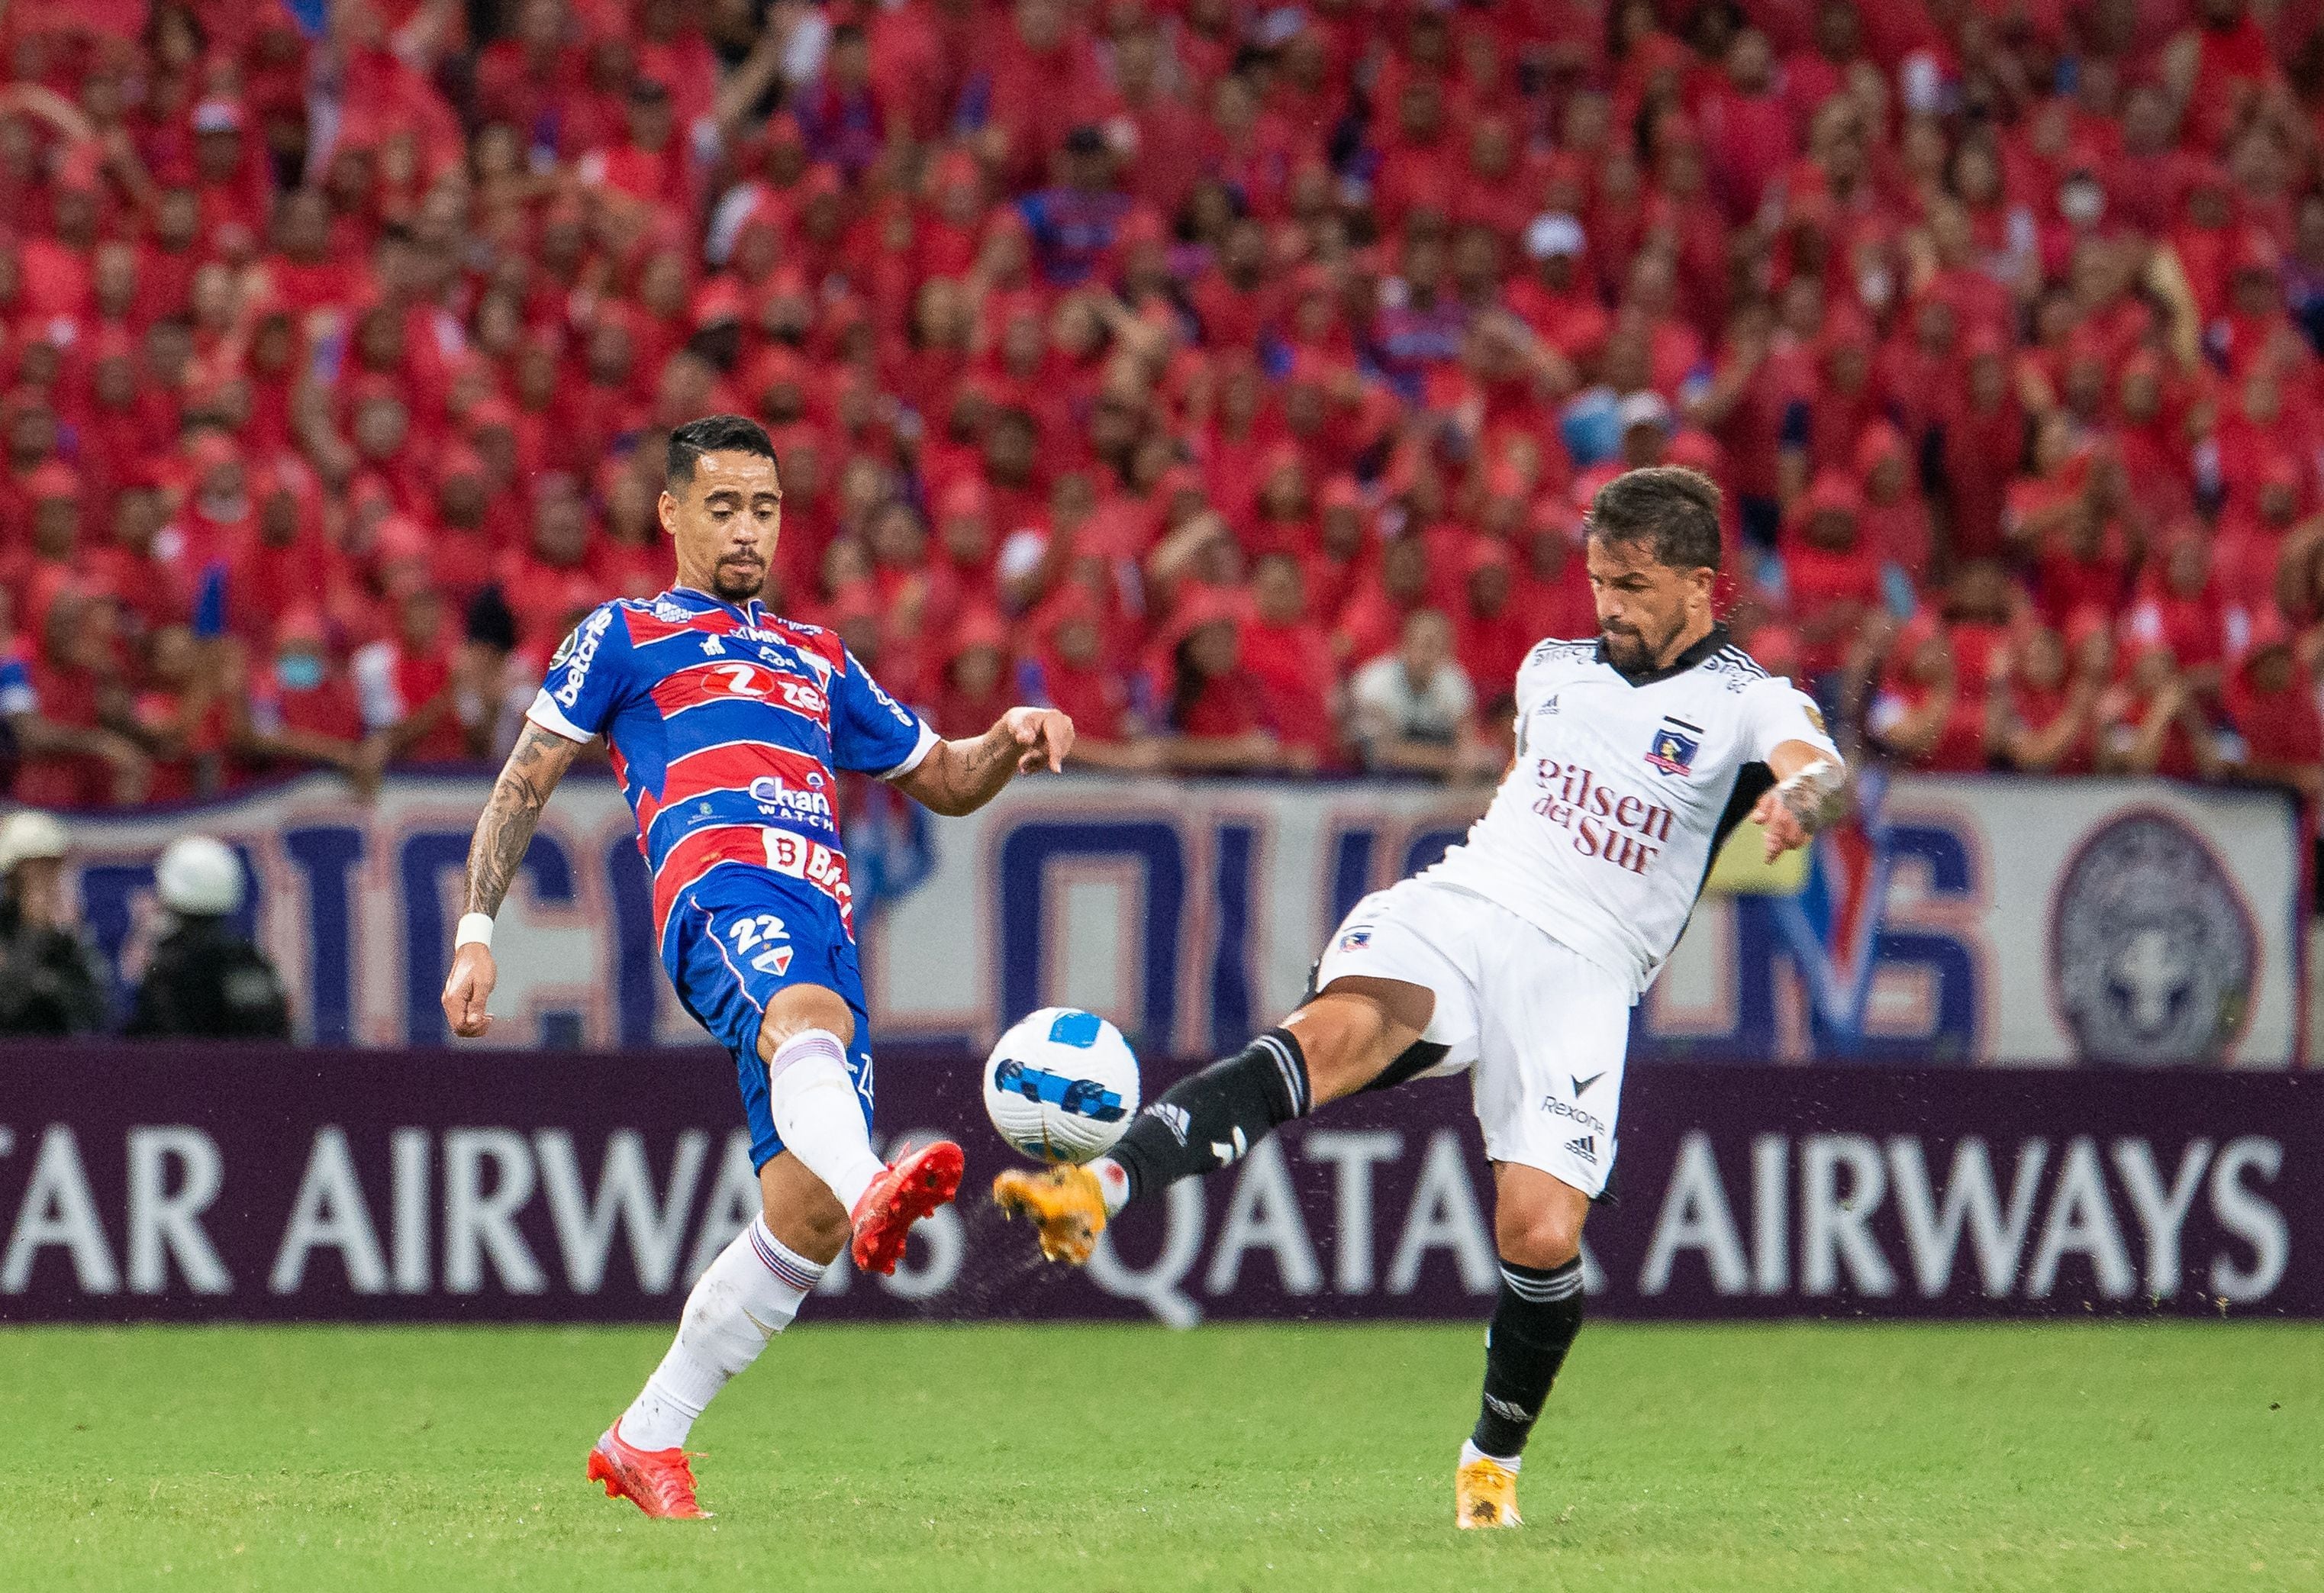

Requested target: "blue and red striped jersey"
[{"left": 526, "top": 586, "right": 936, "bottom": 945}]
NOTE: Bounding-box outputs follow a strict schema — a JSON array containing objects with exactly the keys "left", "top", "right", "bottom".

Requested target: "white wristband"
[{"left": 454, "top": 913, "right": 495, "bottom": 951}]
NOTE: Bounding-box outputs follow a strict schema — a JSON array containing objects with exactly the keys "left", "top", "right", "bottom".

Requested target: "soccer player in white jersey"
[{"left": 995, "top": 466, "right": 1847, "bottom": 1528}]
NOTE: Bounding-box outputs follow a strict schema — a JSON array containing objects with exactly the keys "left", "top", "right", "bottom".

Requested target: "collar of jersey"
[
  {"left": 1597, "top": 621, "right": 1731, "bottom": 688},
  {"left": 662, "top": 585, "right": 766, "bottom": 627}
]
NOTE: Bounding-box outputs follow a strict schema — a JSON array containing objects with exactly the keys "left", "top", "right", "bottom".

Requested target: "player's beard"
[
  {"left": 1599, "top": 620, "right": 1664, "bottom": 673},
  {"left": 711, "top": 557, "right": 766, "bottom": 600}
]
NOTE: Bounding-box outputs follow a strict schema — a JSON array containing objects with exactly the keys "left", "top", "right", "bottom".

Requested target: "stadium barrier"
[
  {"left": 47, "top": 767, "right": 2309, "bottom": 1066},
  {"left": 0, "top": 1046, "right": 2313, "bottom": 1324}
]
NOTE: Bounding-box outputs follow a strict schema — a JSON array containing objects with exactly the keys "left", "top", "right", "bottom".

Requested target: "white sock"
[
  {"left": 619, "top": 1216, "right": 826, "bottom": 1450},
  {"left": 766, "top": 1028, "right": 887, "bottom": 1214},
  {"left": 1461, "top": 1437, "right": 1521, "bottom": 1471},
  {"left": 1091, "top": 1157, "right": 1132, "bottom": 1216}
]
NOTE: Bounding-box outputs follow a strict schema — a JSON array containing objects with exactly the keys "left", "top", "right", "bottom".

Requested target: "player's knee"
[
  {"left": 756, "top": 985, "right": 856, "bottom": 1062},
  {"left": 1291, "top": 978, "right": 1433, "bottom": 1102},
  {"left": 1495, "top": 1194, "right": 1585, "bottom": 1271}
]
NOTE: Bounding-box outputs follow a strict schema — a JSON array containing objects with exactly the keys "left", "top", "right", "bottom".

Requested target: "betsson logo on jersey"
[
  {"left": 1527, "top": 757, "right": 1676, "bottom": 876},
  {"left": 553, "top": 608, "right": 614, "bottom": 708}
]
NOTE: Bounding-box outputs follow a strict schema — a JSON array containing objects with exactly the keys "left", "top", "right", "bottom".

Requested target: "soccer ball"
[{"left": 983, "top": 1007, "right": 1141, "bottom": 1164}]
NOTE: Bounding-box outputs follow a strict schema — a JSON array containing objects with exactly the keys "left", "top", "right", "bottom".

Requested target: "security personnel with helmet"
[
  {"left": 0, "top": 809, "right": 108, "bottom": 1035},
  {"left": 126, "top": 836, "right": 292, "bottom": 1040}
]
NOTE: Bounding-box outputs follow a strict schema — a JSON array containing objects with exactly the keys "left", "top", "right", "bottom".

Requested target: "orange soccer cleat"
[
  {"left": 990, "top": 1163, "right": 1107, "bottom": 1264},
  {"left": 849, "top": 1138, "right": 965, "bottom": 1275},
  {"left": 587, "top": 1422, "right": 710, "bottom": 1519},
  {"left": 1455, "top": 1452, "right": 1523, "bottom": 1530}
]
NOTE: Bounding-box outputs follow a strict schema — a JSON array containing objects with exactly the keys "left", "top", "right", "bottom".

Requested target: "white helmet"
[
  {"left": 0, "top": 809, "right": 69, "bottom": 874},
  {"left": 156, "top": 836, "right": 244, "bottom": 917}
]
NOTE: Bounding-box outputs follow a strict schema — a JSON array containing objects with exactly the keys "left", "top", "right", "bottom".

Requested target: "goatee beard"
[
  {"left": 712, "top": 565, "right": 766, "bottom": 600},
  {"left": 1602, "top": 630, "right": 1650, "bottom": 670}
]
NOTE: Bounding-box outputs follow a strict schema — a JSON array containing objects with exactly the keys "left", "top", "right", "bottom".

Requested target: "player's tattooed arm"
[
  {"left": 891, "top": 707, "right": 1076, "bottom": 816},
  {"left": 444, "top": 722, "right": 585, "bottom": 1037},
  {"left": 1749, "top": 740, "right": 1849, "bottom": 861},
  {"left": 1774, "top": 759, "right": 1846, "bottom": 828},
  {"left": 463, "top": 722, "right": 587, "bottom": 916}
]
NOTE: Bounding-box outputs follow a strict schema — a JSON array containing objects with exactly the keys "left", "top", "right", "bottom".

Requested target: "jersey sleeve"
[
  {"left": 1740, "top": 675, "right": 1841, "bottom": 765},
  {"left": 526, "top": 602, "right": 631, "bottom": 743},
  {"left": 830, "top": 643, "right": 939, "bottom": 778}
]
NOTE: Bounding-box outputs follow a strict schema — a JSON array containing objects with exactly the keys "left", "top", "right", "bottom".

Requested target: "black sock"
[
  {"left": 1106, "top": 1028, "right": 1310, "bottom": 1201},
  {"left": 1471, "top": 1258, "right": 1585, "bottom": 1461}
]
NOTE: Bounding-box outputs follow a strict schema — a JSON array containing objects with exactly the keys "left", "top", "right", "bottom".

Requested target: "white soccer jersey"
[{"left": 1423, "top": 625, "right": 1839, "bottom": 1000}]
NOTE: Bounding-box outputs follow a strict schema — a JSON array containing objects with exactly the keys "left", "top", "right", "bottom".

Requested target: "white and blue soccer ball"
[{"left": 982, "top": 1007, "right": 1141, "bottom": 1165}]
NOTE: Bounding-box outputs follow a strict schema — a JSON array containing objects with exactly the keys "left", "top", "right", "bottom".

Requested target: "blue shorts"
[{"left": 664, "top": 866, "right": 874, "bottom": 1171}]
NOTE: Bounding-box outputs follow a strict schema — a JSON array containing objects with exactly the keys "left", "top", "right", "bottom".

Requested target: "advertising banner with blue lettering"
[
  {"left": 0, "top": 1047, "right": 2313, "bottom": 1323},
  {"left": 44, "top": 770, "right": 2305, "bottom": 1066}
]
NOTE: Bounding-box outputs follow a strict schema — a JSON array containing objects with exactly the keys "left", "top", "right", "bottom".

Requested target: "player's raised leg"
[
  {"left": 993, "top": 974, "right": 1433, "bottom": 1260},
  {"left": 746, "top": 984, "right": 964, "bottom": 1273}
]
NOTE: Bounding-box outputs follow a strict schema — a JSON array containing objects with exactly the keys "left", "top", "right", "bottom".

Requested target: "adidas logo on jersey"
[
  {"left": 1562, "top": 1134, "right": 1597, "bottom": 1165},
  {"left": 1146, "top": 1103, "right": 1191, "bottom": 1146}
]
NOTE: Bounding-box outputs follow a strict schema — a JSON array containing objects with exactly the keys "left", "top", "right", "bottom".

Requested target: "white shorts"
[{"left": 1313, "top": 876, "right": 1631, "bottom": 1198}]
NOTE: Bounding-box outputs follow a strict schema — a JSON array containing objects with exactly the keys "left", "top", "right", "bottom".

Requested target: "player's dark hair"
[
  {"left": 666, "top": 414, "right": 778, "bottom": 491},
  {"left": 1585, "top": 465, "right": 1723, "bottom": 572}
]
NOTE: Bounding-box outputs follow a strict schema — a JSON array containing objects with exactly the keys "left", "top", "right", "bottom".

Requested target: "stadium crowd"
[{"left": 0, "top": 0, "right": 2322, "bottom": 805}]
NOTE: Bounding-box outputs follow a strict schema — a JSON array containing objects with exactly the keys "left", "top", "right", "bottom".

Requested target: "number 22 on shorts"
[{"left": 727, "top": 912, "right": 794, "bottom": 975}]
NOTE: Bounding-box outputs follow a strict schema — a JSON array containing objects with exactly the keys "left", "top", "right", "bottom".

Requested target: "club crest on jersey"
[
  {"left": 1644, "top": 717, "right": 1702, "bottom": 777},
  {"left": 1339, "top": 926, "right": 1373, "bottom": 952}
]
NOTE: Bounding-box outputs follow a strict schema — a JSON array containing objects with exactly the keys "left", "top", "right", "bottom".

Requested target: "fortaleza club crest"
[{"left": 1644, "top": 717, "right": 1701, "bottom": 776}]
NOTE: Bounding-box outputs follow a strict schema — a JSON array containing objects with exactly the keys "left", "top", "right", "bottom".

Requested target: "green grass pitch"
[{"left": 2, "top": 1321, "right": 2316, "bottom": 1592}]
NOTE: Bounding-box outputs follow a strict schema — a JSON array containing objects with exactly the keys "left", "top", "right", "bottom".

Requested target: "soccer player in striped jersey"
[{"left": 441, "top": 415, "right": 1073, "bottom": 1518}]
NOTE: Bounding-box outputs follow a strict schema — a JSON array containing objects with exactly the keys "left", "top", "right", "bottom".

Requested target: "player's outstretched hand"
[
  {"left": 1747, "top": 784, "right": 1810, "bottom": 862},
  {"left": 442, "top": 944, "right": 498, "bottom": 1037},
  {"left": 1003, "top": 706, "right": 1075, "bottom": 773}
]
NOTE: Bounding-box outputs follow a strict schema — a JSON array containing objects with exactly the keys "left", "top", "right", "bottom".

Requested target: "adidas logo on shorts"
[{"left": 1563, "top": 1133, "right": 1597, "bottom": 1165}]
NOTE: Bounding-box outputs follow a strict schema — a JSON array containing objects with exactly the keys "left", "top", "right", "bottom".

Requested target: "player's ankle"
[
  {"left": 619, "top": 1400, "right": 694, "bottom": 1453},
  {"left": 1091, "top": 1157, "right": 1131, "bottom": 1216},
  {"left": 1460, "top": 1437, "right": 1520, "bottom": 1471}
]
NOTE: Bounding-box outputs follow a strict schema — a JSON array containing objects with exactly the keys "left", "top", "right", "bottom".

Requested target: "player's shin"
[
  {"left": 766, "top": 1029, "right": 886, "bottom": 1213},
  {"left": 1468, "top": 1258, "right": 1585, "bottom": 1465},
  {"left": 619, "top": 1216, "right": 826, "bottom": 1451},
  {"left": 1094, "top": 1027, "right": 1311, "bottom": 1214}
]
